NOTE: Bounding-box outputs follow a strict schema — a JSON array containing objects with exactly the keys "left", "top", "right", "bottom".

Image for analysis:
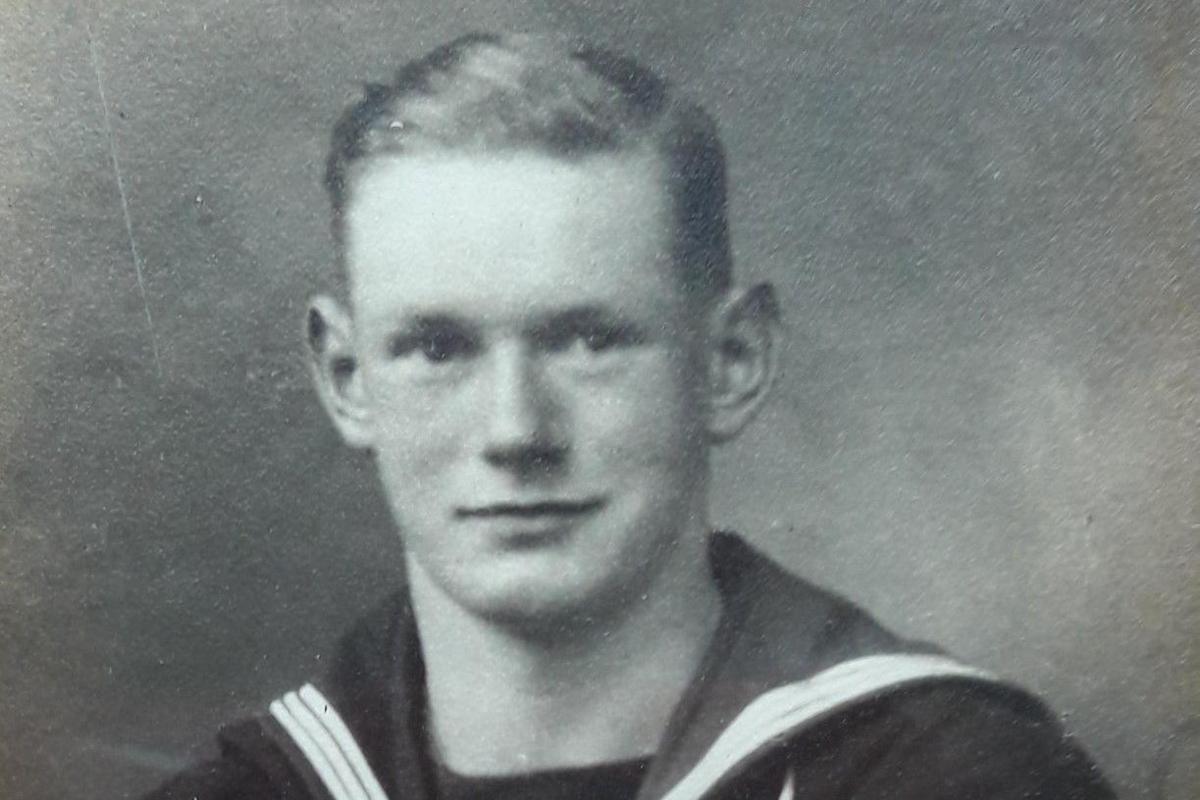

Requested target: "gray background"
[{"left": 2, "top": 1, "right": 1197, "bottom": 798}]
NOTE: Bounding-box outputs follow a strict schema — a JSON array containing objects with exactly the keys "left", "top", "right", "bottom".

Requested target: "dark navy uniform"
[{"left": 145, "top": 535, "right": 1113, "bottom": 800}]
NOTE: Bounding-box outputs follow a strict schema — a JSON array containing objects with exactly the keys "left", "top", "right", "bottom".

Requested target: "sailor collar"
[{"left": 226, "top": 534, "right": 1010, "bottom": 800}]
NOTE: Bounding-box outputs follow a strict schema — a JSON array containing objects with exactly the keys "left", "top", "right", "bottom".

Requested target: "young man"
[{"left": 148, "top": 33, "right": 1113, "bottom": 800}]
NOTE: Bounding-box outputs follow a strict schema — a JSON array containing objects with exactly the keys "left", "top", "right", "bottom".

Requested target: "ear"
[
  {"left": 704, "top": 282, "right": 779, "bottom": 442},
  {"left": 305, "top": 294, "right": 374, "bottom": 449}
]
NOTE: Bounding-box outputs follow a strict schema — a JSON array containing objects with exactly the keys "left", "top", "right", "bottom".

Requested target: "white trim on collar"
[
  {"left": 657, "top": 653, "right": 996, "bottom": 800},
  {"left": 269, "top": 684, "right": 389, "bottom": 800},
  {"left": 268, "top": 653, "right": 997, "bottom": 800}
]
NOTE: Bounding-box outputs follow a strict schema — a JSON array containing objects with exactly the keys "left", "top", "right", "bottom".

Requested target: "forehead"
[{"left": 342, "top": 151, "right": 681, "bottom": 321}]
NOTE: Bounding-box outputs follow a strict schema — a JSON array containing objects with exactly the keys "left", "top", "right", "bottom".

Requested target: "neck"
[{"left": 409, "top": 529, "right": 722, "bottom": 776}]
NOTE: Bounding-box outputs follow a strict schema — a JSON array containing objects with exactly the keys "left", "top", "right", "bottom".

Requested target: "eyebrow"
[
  {"left": 382, "top": 314, "right": 483, "bottom": 357},
  {"left": 391, "top": 313, "right": 479, "bottom": 333},
  {"left": 529, "top": 305, "right": 635, "bottom": 333},
  {"left": 386, "top": 304, "right": 640, "bottom": 336}
]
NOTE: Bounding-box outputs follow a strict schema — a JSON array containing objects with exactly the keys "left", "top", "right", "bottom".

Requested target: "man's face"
[{"left": 340, "top": 151, "right": 711, "bottom": 629}]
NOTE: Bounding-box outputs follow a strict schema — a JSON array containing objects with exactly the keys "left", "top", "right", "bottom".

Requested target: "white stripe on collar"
[
  {"left": 269, "top": 684, "right": 389, "bottom": 800},
  {"left": 657, "top": 653, "right": 997, "bottom": 800},
  {"left": 268, "top": 653, "right": 996, "bottom": 800},
  {"left": 777, "top": 767, "right": 796, "bottom": 800}
]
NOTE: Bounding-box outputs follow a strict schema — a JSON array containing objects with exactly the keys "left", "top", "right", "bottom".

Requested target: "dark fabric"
[
  {"left": 635, "top": 533, "right": 917, "bottom": 798},
  {"left": 307, "top": 592, "right": 438, "bottom": 800},
  {"left": 144, "top": 720, "right": 309, "bottom": 800},
  {"left": 780, "top": 680, "right": 1113, "bottom": 800},
  {"left": 139, "top": 755, "right": 274, "bottom": 800},
  {"left": 139, "top": 534, "right": 1114, "bottom": 800},
  {"left": 433, "top": 756, "right": 651, "bottom": 800}
]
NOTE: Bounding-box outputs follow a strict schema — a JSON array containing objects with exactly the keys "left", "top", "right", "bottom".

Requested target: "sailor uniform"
[
  {"left": 433, "top": 755, "right": 651, "bottom": 800},
  {"left": 145, "top": 534, "right": 1113, "bottom": 800}
]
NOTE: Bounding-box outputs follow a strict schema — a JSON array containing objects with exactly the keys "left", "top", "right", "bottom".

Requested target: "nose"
[{"left": 481, "top": 341, "right": 566, "bottom": 474}]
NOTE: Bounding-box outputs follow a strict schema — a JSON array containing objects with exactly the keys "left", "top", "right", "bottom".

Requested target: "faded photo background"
[{"left": 1, "top": 1, "right": 1197, "bottom": 798}]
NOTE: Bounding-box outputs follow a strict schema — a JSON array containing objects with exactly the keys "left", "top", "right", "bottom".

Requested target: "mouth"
[
  {"left": 453, "top": 499, "right": 608, "bottom": 547},
  {"left": 455, "top": 498, "right": 607, "bottom": 520}
]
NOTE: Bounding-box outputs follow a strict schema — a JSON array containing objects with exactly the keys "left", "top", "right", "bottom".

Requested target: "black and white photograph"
[{"left": 1, "top": 3, "right": 1197, "bottom": 799}]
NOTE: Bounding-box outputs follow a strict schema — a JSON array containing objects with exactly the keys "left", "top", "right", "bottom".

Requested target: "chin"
[{"left": 453, "top": 569, "right": 633, "bottom": 639}]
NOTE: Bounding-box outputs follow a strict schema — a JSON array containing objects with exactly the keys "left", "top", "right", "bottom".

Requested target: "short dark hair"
[{"left": 325, "top": 32, "right": 732, "bottom": 297}]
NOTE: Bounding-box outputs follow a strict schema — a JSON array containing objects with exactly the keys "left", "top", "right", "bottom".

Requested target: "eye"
[
  {"left": 540, "top": 319, "right": 643, "bottom": 359},
  {"left": 389, "top": 326, "right": 479, "bottom": 363},
  {"left": 577, "top": 324, "right": 636, "bottom": 353}
]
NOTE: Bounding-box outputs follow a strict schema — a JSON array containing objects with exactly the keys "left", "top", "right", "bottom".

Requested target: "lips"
[
  {"left": 454, "top": 498, "right": 606, "bottom": 547},
  {"left": 455, "top": 498, "right": 606, "bottom": 519}
]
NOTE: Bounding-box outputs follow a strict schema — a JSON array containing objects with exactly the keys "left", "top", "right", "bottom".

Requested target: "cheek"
[
  {"left": 364, "top": 377, "right": 476, "bottom": 493},
  {"left": 577, "top": 356, "right": 706, "bottom": 470}
]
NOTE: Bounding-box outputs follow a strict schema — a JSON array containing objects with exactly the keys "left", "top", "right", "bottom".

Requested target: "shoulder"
[
  {"left": 710, "top": 533, "right": 927, "bottom": 676},
  {"left": 138, "top": 721, "right": 310, "bottom": 800},
  {"left": 139, "top": 758, "right": 272, "bottom": 800},
  {"left": 140, "top": 592, "right": 411, "bottom": 800},
  {"left": 707, "top": 536, "right": 1113, "bottom": 798},
  {"left": 781, "top": 671, "right": 1115, "bottom": 800}
]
